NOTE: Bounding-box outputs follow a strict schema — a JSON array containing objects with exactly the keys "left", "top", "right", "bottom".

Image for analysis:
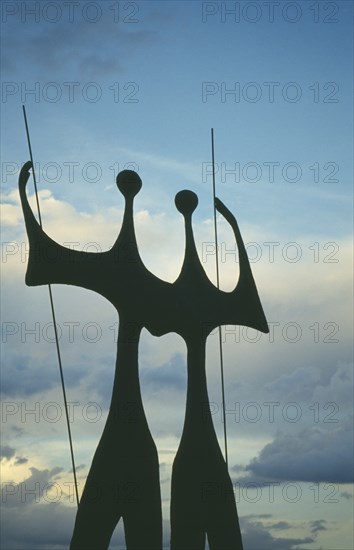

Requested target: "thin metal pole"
[
  {"left": 22, "top": 106, "right": 80, "bottom": 507},
  {"left": 211, "top": 128, "right": 228, "bottom": 467}
]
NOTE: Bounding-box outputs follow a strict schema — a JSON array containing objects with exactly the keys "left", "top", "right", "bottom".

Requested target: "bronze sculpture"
[{"left": 19, "top": 160, "right": 268, "bottom": 549}]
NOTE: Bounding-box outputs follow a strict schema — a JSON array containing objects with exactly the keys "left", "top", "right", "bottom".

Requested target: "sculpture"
[{"left": 19, "top": 159, "right": 268, "bottom": 549}]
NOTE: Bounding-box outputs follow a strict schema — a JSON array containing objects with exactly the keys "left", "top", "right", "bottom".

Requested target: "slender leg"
[
  {"left": 70, "top": 443, "right": 123, "bottom": 550},
  {"left": 171, "top": 457, "right": 206, "bottom": 550},
  {"left": 70, "top": 321, "right": 162, "bottom": 550},
  {"left": 171, "top": 336, "right": 243, "bottom": 550}
]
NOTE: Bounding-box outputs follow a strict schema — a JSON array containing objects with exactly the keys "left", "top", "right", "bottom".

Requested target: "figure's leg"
[
  {"left": 171, "top": 528, "right": 206, "bottom": 550},
  {"left": 207, "top": 518, "right": 243, "bottom": 550},
  {"left": 170, "top": 515, "right": 206, "bottom": 550},
  {"left": 206, "top": 495, "right": 243, "bottom": 550},
  {"left": 122, "top": 476, "right": 162, "bottom": 549},
  {"left": 171, "top": 452, "right": 243, "bottom": 550},
  {"left": 170, "top": 460, "right": 206, "bottom": 550},
  {"left": 71, "top": 432, "right": 163, "bottom": 550},
  {"left": 205, "top": 468, "right": 243, "bottom": 550},
  {"left": 71, "top": 328, "right": 163, "bottom": 549},
  {"left": 70, "top": 442, "right": 123, "bottom": 550}
]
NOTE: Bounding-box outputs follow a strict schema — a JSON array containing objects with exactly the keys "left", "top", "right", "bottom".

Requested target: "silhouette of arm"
[
  {"left": 19, "top": 162, "right": 106, "bottom": 294},
  {"left": 214, "top": 197, "right": 269, "bottom": 334}
]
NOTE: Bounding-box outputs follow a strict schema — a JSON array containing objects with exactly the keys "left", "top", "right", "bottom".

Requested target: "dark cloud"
[
  {"left": 140, "top": 353, "right": 187, "bottom": 394},
  {"left": 15, "top": 456, "right": 29, "bottom": 465},
  {"left": 240, "top": 516, "right": 315, "bottom": 550},
  {"left": 1, "top": 351, "right": 88, "bottom": 397},
  {"left": 0, "top": 502, "right": 74, "bottom": 550},
  {"left": 310, "top": 519, "right": 327, "bottom": 534},
  {"left": 2, "top": 9, "right": 157, "bottom": 80},
  {"left": 268, "top": 520, "right": 292, "bottom": 530},
  {"left": 235, "top": 422, "right": 353, "bottom": 484},
  {"left": 1, "top": 352, "right": 58, "bottom": 397},
  {"left": 0, "top": 445, "right": 16, "bottom": 460}
]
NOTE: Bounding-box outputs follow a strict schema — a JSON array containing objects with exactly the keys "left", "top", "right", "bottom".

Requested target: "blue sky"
[{"left": 1, "top": 1, "right": 353, "bottom": 549}]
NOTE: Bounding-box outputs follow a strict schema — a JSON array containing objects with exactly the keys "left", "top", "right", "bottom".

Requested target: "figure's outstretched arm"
[
  {"left": 19, "top": 162, "right": 106, "bottom": 294},
  {"left": 214, "top": 197, "right": 253, "bottom": 283},
  {"left": 215, "top": 197, "right": 269, "bottom": 334}
]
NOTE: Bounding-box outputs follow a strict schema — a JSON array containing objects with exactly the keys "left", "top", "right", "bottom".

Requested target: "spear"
[
  {"left": 211, "top": 127, "right": 228, "bottom": 467},
  {"left": 22, "top": 105, "right": 79, "bottom": 507}
]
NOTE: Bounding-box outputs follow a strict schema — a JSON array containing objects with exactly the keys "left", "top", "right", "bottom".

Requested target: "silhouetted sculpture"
[{"left": 19, "top": 162, "right": 268, "bottom": 550}]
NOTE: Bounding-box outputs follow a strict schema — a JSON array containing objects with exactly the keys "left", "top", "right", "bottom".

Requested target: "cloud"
[
  {"left": 241, "top": 515, "right": 315, "bottom": 550},
  {"left": 264, "top": 364, "right": 338, "bottom": 402},
  {"left": 0, "top": 465, "right": 92, "bottom": 548},
  {"left": 1, "top": 352, "right": 55, "bottom": 398},
  {"left": 140, "top": 353, "right": 187, "bottom": 394},
  {"left": 2, "top": 8, "right": 157, "bottom": 79},
  {"left": 1, "top": 466, "right": 64, "bottom": 508},
  {"left": 0, "top": 349, "right": 89, "bottom": 398},
  {"left": 0, "top": 464, "right": 326, "bottom": 550},
  {"left": 262, "top": 361, "right": 354, "bottom": 418},
  {"left": 0, "top": 503, "right": 74, "bottom": 550},
  {"left": 15, "top": 456, "right": 29, "bottom": 465},
  {"left": 309, "top": 519, "right": 327, "bottom": 534},
  {"left": 0, "top": 445, "right": 16, "bottom": 460},
  {"left": 0, "top": 463, "right": 77, "bottom": 550},
  {"left": 268, "top": 520, "right": 292, "bottom": 530},
  {"left": 237, "top": 422, "right": 354, "bottom": 484}
]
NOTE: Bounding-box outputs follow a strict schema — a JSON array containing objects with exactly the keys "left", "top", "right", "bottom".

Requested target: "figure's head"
[
  {"left": 175, "top": 190, "right": 198, "bottom": 217},
  {"left": 116, "top": 170, "right": 142, "bottom": 199}
]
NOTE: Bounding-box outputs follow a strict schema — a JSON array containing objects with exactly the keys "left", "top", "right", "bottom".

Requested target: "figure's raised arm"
[
  {"left": 19, "top": 162, "right": 107, "bottom": 294},
  {"left": 215, "top": 197, "right": 269, "bottom": 334}
]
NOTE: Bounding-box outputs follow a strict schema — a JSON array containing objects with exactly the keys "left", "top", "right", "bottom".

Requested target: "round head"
[
  {"left": 116, "top": 170, "right": 142, "bottom": 198},
  {"left": 175, "top": 190, "right": 198, "bottom": 216}
]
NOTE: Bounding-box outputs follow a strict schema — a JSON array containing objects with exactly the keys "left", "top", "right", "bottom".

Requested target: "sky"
[{"left": 1, "top": 0, "right": 353, "bottom": 548}]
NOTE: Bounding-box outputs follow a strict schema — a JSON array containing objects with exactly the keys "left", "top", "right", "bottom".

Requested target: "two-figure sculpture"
[{"left": 19, "top": 162, "right": 269, "bottom": 549}]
